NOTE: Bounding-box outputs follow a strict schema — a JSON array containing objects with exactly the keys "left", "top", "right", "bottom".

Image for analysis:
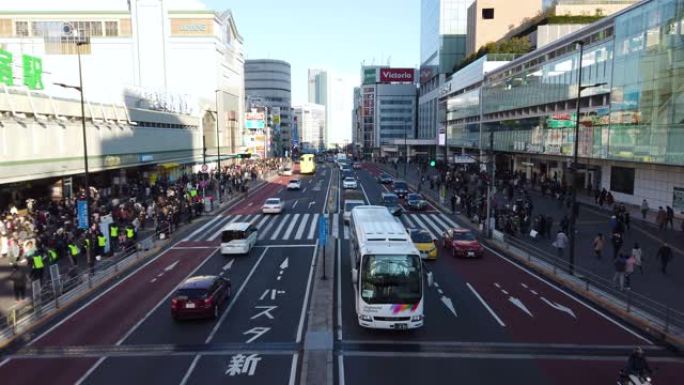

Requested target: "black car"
[
  {"left": 392, "top": 181, "right": 409, "bottom": 198},
  {"left": 406, "top": 193, "right": 428, "bottom": 210},
  {"left": 381, "top": 192, "right": 402, "bottom": 216},
  {"left": 378, "top": 173, "right": 394, "bottom": 184}
]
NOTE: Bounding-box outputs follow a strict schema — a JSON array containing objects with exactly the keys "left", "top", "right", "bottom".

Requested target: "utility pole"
[
  {"left": 215, "top": 90, "right": 222, "bottom": 204},
  {"left": 404, "top": 118, "right": 409, "bottom": 177}
]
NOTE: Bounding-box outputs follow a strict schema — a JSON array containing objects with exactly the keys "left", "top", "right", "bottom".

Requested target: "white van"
[
  {"left": 343, "top": 200, "right": 366, "bottom": 224},
  {"left": 220, "top": 222, "right": 258, "bottom": 255}
]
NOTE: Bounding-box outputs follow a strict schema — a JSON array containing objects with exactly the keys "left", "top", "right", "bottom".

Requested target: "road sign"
[
  {"left": 319, "top": 215, "right": 328, "bottom": 244},
  {"left": 77, "top": 199, "right": 89, "bottom": 229}
]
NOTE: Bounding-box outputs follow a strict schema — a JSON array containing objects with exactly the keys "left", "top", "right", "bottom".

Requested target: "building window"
[
  {"left": 482, "top": 8, "right": 494, "bottom": 20},
  {"left": 105, "top": 21, "right": 118, "bottom": 36},
  {"left": 15, "top": 21, "right": 29, "bottom": 36},
  {"left": 91, "top": 21, "right": 103, "bottom": 36},
  {"left": 610, "top": 166, "right": 635, "bottom": 195}
]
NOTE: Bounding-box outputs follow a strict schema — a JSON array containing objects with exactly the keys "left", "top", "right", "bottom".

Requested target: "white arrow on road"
[
  {"left": 308, "top": 201, "right": 316, "bottom": 209},
  {"left": 164, "top": 260, "right": 179, "bottom": 272},
  {"left": 280, "top": 258, "right": 289, "bottom": 270},
  {"left": 440, "top": 296, "right": 458, "bottom": 317},
  {"left": 222, "top": 259, "right": 235, "bottom": 271},
  {"left": 509, "top": 296, "right": 534, "bottom": 318},
  {"left": 540, "top": 297, "right": 576, "bottom": 319}
]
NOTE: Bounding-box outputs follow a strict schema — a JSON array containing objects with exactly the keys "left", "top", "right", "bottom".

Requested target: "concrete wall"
[{"left": 466, "top": 0, "right": 543, "bottom": 55}]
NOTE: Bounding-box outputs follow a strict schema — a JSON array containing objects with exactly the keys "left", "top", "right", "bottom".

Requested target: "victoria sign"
[{"left": 379, "top": 68, "right": 415, "bottom": 83}]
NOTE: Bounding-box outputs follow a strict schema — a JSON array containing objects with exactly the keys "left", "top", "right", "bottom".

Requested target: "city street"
[
  {"left": 0, "top": 165, "right": 332, "bottom": 385},
  {"left": 1, "top": 161, "right": 683, "bottom": 385}
]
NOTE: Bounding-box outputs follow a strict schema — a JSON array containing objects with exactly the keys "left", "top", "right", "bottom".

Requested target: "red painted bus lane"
[{"left": 0, "top": 246, "right": 217, "bottom": 385}]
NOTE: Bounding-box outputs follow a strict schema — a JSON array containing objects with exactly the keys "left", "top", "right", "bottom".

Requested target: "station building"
[
  {"left": 0, "top": 0, "right": 245, "bottom": 206},
  {"left": 441, "top": 0, "right": 684, "bottom": 211}
]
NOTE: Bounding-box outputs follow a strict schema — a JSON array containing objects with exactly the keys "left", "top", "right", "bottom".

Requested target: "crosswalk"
[{"left": 197, "top": 212, "right": 461, "bottom": 243}]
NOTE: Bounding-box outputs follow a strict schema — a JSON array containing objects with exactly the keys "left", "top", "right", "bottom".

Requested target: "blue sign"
[
  {"left": 318, "top": 215, "right": 328, "bottom": 244},
  {"left": 77, "top": 200, "right": 89, "bottom": 230}
]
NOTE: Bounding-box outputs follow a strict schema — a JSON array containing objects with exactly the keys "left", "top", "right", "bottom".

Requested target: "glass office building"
[{"left": 444, "top": 0, "right": 684, "bottom": 209}]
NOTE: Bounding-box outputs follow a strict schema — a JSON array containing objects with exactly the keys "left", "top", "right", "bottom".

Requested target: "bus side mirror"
[
  {"left": 351, "top": 268, "right": 358, "bottom": 284},
  {"left": 426, "top": 272, "right": 434, "bottom": 287}
]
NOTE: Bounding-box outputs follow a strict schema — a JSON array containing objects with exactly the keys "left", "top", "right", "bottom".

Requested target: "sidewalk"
[{"left": 371, "top": 162, "right": 684, "bottom": 314}]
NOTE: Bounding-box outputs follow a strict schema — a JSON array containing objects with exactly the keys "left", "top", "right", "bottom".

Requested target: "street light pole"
[
  {"left": 77, "top": 41, "right": 90, "bottom": 211},
  {"left": 404, "top": 118, "right": 408, "bottom": 177},
  {"left": 215, "top": 90, "right": 222, "bottom": 204},
  {"left": 568, "top": 40, "right": 607, "bottom": 276}
]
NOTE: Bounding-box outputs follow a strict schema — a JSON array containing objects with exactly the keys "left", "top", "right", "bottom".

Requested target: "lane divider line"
[{"left": 467, "top": 282, "right": 506, "bottom": 328}]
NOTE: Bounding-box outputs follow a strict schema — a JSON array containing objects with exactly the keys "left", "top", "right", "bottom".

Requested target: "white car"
[
  {"left": 342, "top": 177, "right": 358, "bottom": 189},
  {"left": 287, "top": 179, "right": 302, "bottom": 190},
  {"left": 220, "top": 222, "right": 258, "bottom": 255},
  {"left": 262, "top": 198, "right": 284, "bottom": 214},
  {"left": 281, "top": 167, "right": 293, "bottom": 176},
  {"left": 343, "top": 200, "right": 365, "bottom": 224}
]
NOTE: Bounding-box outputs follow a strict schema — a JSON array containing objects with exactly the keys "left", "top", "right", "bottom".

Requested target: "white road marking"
[
  {"left": 409, "top": 215, "right": 436, "bottom": 239},
  {"left": 296, "top": 242, "right": 319, "bottom": 343},
  {"left": 438, "top": 214, "right": 459, "bottom": 228},
  {"left": 178, "top": 354, "right": 202, "bottom": 385},
  {"left": 294, "top": 213, "right": 310, "bottom": 240},
  {"left": 183, "top": 214, "right": 225, "bottom": 242},
  {"left": 343, "top": 225, "right": 350, "bottom": 240},
  {"left": 437, "top": 288, "right": 444, "bottom": 295},
  {"left": 205, "top": 247, "right": 269, "bottom": 343},
  {"left": 288, "top": 354, "right": 299, "bottom": 385},
  {"left": 172, "top": 246, "right": 217, "bottom": 250},
  {"left": 440, "top": 296, "right": 458, "bottom": 317},
  {"left": 308, "top": 201, "right": 315, "bottom": 209},
  {"left": 244, "top": 326, "right": 271, "bottom": 343},
  {"left": 336, "top": 238, "right": 343, "bottom": 341},
  {"left": 250, "top": 306, "right": 277, "bottom": 320},
  {"left": 467, "top": 282, "right": 506, "bottom": 327},
  {"left": 222, "top": 259, "right": 234, "bottom": 271},
  {"left": 270, "top": 214, "right": 290, "bottom": 240},
  {"left": 248, "top": 202, "right": 254, "bottom": 207},
  {"left": 280, "top": 257, "right": 289, "bottom": 269},
  {"left": 258, "top": 216, "right": 278, "bottom": 239},
  {"left": 332, "top": 213, "right": 339, "bottom": 238},
  {"left": 521, "top": 283, "right": 529, "bottom": 289},
  {"left": 282, "top": 214, "right": 300, "bottom": 240},
  {"left": 292, "top": 200, "right": 298, "bottom": 209},
  {"left": 256, "top": 214, "right": 270, "bottom": 228},
  {"left": 419, "top": 214, "right": 444, "bottom": 235},
  {"left": 402, "top": 215, "right": 415, "bottom": 227},
  {"left": 430, "top": 214, "right": 452, "bottom": 230},
  {"left": 541, "top": 297, "right": 577, "bottom": 319},
  {"left": 307, "top": 214, "right": 320, "bottom": 239},
  {"left": 483, "top": 244, "right": 652, "bottom": 344},
  {"left": 509, "top": 296, "right": 534, "bottom": 317},
  {"left": 531, "top": 290, "right": 538, "bottom": 295},
  {"left": 337, "top": 355, "right": 345, "bottom": 385},
  {"left": 302, "top": 187, "right": 307, "bottom": 193}
]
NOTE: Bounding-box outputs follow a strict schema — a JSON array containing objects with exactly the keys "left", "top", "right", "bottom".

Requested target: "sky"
[{"left": 205, "top": 0, "right": 420, "bottom": 106}]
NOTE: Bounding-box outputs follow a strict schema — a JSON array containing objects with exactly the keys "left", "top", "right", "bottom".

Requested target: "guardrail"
[
  {"left": 0, "top": 173, "right": 277, "bottom": 347},
  {"left": 498, "top": 233, "right": 684, "bottom": 346}
]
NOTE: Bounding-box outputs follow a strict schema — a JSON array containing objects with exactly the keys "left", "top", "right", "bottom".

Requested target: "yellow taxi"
[{"left": 409, "top": 228, "right": 438, "bottom": 260}]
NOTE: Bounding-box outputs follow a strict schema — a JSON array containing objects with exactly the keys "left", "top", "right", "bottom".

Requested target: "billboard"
[
  {"left": 379, "top": 68, "right": 415, "bottom": 83},
  {"left": 362, "top": 68, "right": 378, "bottom": 85},
  {"left": 245, "top": 108, "right": 266, "bottom": 129}
]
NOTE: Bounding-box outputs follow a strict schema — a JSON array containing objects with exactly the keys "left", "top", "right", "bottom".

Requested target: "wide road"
[
  {"left": 334, "top": 162, "right": 684, "bottom": 385},
  {"left": 0, "top": 163, "right": 333, "bottom": 385}
]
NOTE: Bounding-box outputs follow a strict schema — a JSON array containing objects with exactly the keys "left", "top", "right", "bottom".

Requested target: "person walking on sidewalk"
[
  {"left": 656, "top": 242, "right": 673, "bottom": 274},
  {"left": 611, "top": 231, "right": 624, "bottom": 260},
  {"left": 552, "top": 230, "right": 569, "bottom": 259},
  {"left": 631, "top": 243, "right": 643, "bottom": 274},
  {"left": 593, "top": 233, "right": 604, "bottom": 259},
  {"left": 656, "top": 207, "right": 667, "bottom": 231},
  {"left": 9, "top": 265, "right": 27, "bottom": 301},
  {"left": 640, "top": 199, "right": 649, "bottom": 220},
  {"left": 666, "top": 206, "right": 674, "bottom": 229},
  {"left": 613, "top": 253, "right": 627, "bottom": 290},
  {"left": 624, "top": 252, "right": 636, "bottom": 289}
]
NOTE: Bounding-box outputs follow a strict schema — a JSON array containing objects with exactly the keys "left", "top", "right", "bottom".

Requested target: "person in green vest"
[
  {"left": 30, "top": 252, "right": 45, "bottom": 283},
  {"left": 126, "top": 224, "right": 136, "bottom": 247},
  {"left": 47, "top": 248, "right": 59, "bottom": 265},
  {"left": 67, "top": 241, "right": 80, "bottom": 267},
  {"left": 97, "top": 231, "right": 107, "bottom": 258},
  {"left": 110, "top": 223, "right": 119, "bottom": 252}
]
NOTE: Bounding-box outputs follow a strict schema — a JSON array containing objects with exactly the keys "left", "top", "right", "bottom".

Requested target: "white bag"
[{"left": 530, "top": 229, "right": 538, "bottom": 238}]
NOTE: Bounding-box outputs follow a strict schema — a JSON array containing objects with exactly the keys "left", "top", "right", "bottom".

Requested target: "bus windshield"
[{"left": 360, "top": 254, "right": 422, "bottom": 304}]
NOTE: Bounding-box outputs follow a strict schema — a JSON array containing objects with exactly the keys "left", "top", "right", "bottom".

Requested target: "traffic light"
[{"left": 429, "top": 160, "right": 436, "bottom": 167}]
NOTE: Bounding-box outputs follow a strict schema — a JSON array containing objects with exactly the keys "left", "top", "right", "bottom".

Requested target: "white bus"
[{"left": 350, "top": 206, "right": 424, "bottom": 329}]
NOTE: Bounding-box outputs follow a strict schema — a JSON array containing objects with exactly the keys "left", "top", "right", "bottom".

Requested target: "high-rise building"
[
  {"left": 245, "top": 59, "right": 292, "bottom": 157},
  {"left": 294, "top": 104, "right": 326, "bottom": 152},
  {"left": 308, "top": 69, "right": 352, "bottom": 148},
  {"left": 418, "top": 0, "right": 472, "bottom": 152}
]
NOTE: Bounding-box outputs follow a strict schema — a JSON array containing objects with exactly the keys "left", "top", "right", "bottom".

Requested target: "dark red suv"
[
  {"left": 171, "top": 275, "right": 231, "bottom": 320},
  {"left": 442, "top": 228, "right": 484, "bottom": 258}
]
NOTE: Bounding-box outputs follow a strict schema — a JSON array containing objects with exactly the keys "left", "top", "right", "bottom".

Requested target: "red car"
[
  {"left": 441, "top": 228, "right": 484, "bottom": 258},
  {"left": 171, "top": 275, "right": 231, "bottom": 320}
]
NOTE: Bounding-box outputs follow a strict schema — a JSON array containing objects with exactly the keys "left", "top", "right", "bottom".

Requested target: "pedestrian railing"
[
  {"left": 0, "top": 172, "right": 278, "bottom": 347},
  {"left": 501, "top": 234, "right": 684, "bottom": 345}
]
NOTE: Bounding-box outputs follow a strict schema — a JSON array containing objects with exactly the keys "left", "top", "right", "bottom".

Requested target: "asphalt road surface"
[{"left": 1, "top": 161, "right": 682, "bottom": 385}]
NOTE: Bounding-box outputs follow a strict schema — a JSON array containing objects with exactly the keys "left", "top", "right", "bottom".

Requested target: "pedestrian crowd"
[{"left": 2, "top": 158, "right": 281, "bottom": 303}]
